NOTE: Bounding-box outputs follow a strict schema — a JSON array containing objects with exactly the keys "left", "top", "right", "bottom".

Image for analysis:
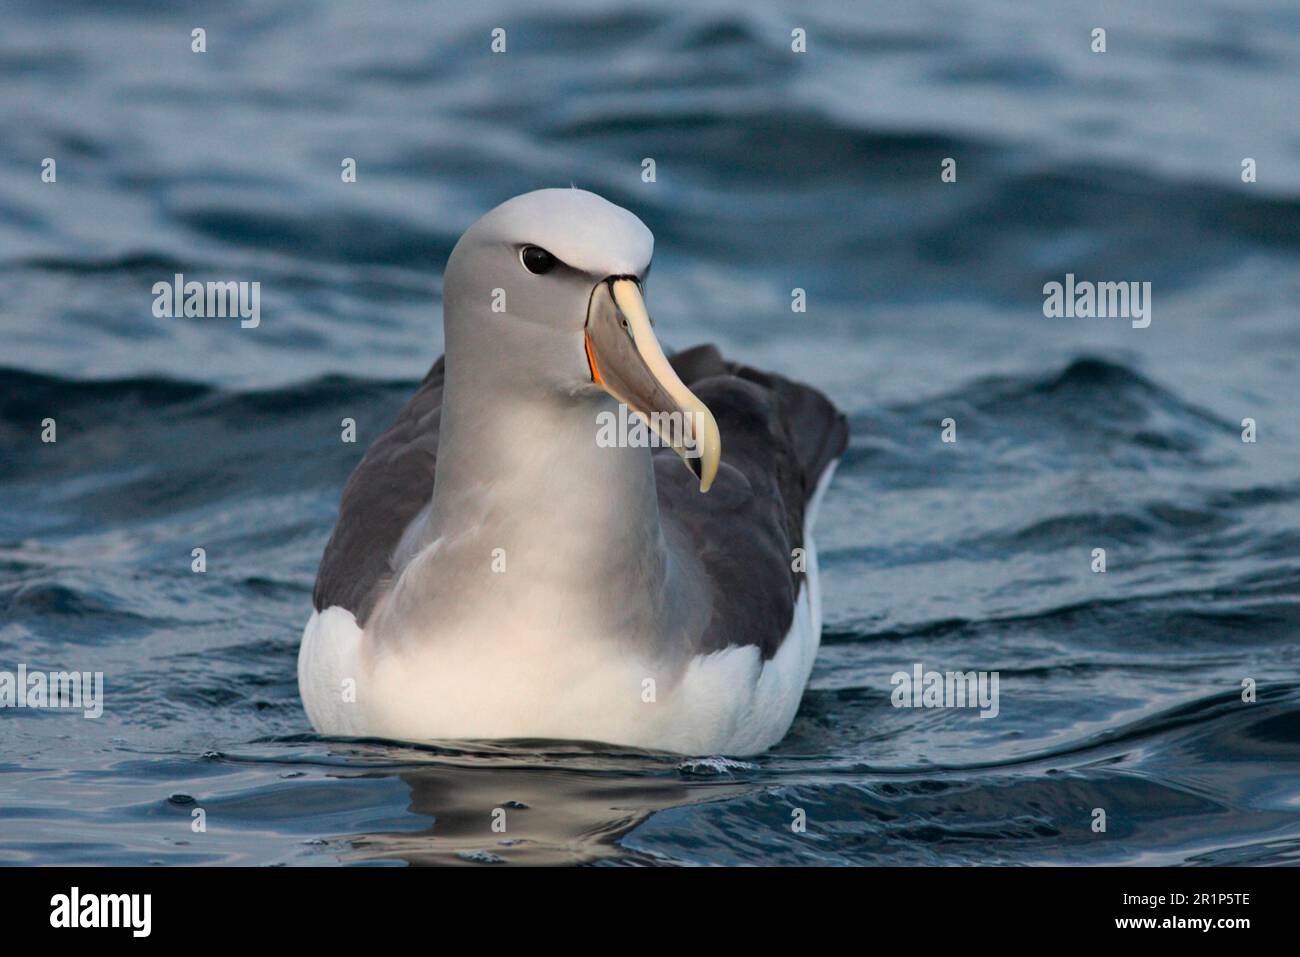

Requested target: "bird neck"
[
  {"left": 405, "top": 365, "right": 678, "bottom": 618},
  {"left": 362, "top": 351, "right": 711, "bottom": 661}
]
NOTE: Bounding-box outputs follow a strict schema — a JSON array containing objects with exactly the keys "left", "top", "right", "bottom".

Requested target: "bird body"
[{"left": 300, "top": 189, "right": 846, "bottom": 755}]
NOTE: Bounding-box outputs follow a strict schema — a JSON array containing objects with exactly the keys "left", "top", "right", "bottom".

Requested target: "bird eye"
[{"left": 520, "top": 246, "right": 557, "bottom": 275}]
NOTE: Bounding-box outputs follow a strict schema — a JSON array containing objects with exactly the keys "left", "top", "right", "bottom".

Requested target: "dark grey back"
[
  {"left": 654, "top": 345, "right": 848, "bottom": 658},
  {"left": 312, "top": 358, "right": 444, "bottom": 623}
]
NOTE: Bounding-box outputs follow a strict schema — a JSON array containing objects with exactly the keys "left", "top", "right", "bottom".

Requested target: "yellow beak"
[{"left": 584, "top": 278, "right": 721, "bottom": 492}]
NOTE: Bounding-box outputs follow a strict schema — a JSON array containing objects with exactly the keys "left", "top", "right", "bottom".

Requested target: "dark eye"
[{"left": 521, "top": 246, "right": 557, "bottom": 275}]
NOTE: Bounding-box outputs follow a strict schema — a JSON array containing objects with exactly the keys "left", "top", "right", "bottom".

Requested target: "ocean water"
[{"left": 2, "top": 0, "right": 1298, "bottom": 865}]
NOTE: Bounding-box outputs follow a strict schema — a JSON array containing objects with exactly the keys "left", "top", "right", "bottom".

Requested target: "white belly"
[{"left": 299, "top": 464, "right": 836, "bottom": 755}]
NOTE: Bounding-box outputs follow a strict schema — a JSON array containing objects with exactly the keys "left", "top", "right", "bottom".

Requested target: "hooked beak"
[{"left": 584, "top": 278, "right": 721, "bottom": 492}]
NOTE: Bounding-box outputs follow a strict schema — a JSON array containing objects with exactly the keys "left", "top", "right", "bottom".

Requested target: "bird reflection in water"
[{"left": 319, "top": 739, "right": 755, "bottom": 865}]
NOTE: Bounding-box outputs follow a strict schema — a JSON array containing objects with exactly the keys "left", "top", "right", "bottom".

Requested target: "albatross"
[{"left": 299, "top": 188, "right": 847, "bottom": 755}]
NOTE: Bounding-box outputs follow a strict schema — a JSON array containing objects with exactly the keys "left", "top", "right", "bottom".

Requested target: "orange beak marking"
[{"left": 585, "top": 332, "right": 603, "bottom": 385}]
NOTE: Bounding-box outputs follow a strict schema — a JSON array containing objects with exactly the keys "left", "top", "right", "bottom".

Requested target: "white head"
[{"left": 441, "top": 188, "right": 720, "bottom": 490}]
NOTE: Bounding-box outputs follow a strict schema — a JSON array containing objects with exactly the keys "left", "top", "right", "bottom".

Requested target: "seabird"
[{"left": 299, "top": 189, "right": 847, "bottom": 755}]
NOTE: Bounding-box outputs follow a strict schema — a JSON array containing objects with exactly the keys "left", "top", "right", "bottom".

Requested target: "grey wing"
[
  {"left": 658, "top": 344, "right": 848, "bottom": 659},
  {"left": 312, "top": 357, "right": 445, "bottom": 624}
]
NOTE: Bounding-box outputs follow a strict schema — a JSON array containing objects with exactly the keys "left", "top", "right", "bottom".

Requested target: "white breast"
[{"left": 298, "top": 462, "right": 837, "bottom": 755}]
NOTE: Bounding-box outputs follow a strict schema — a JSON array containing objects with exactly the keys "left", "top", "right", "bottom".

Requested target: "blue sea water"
[{"left": 1, "top": 0, "right": 1298, "bottom": 865}]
